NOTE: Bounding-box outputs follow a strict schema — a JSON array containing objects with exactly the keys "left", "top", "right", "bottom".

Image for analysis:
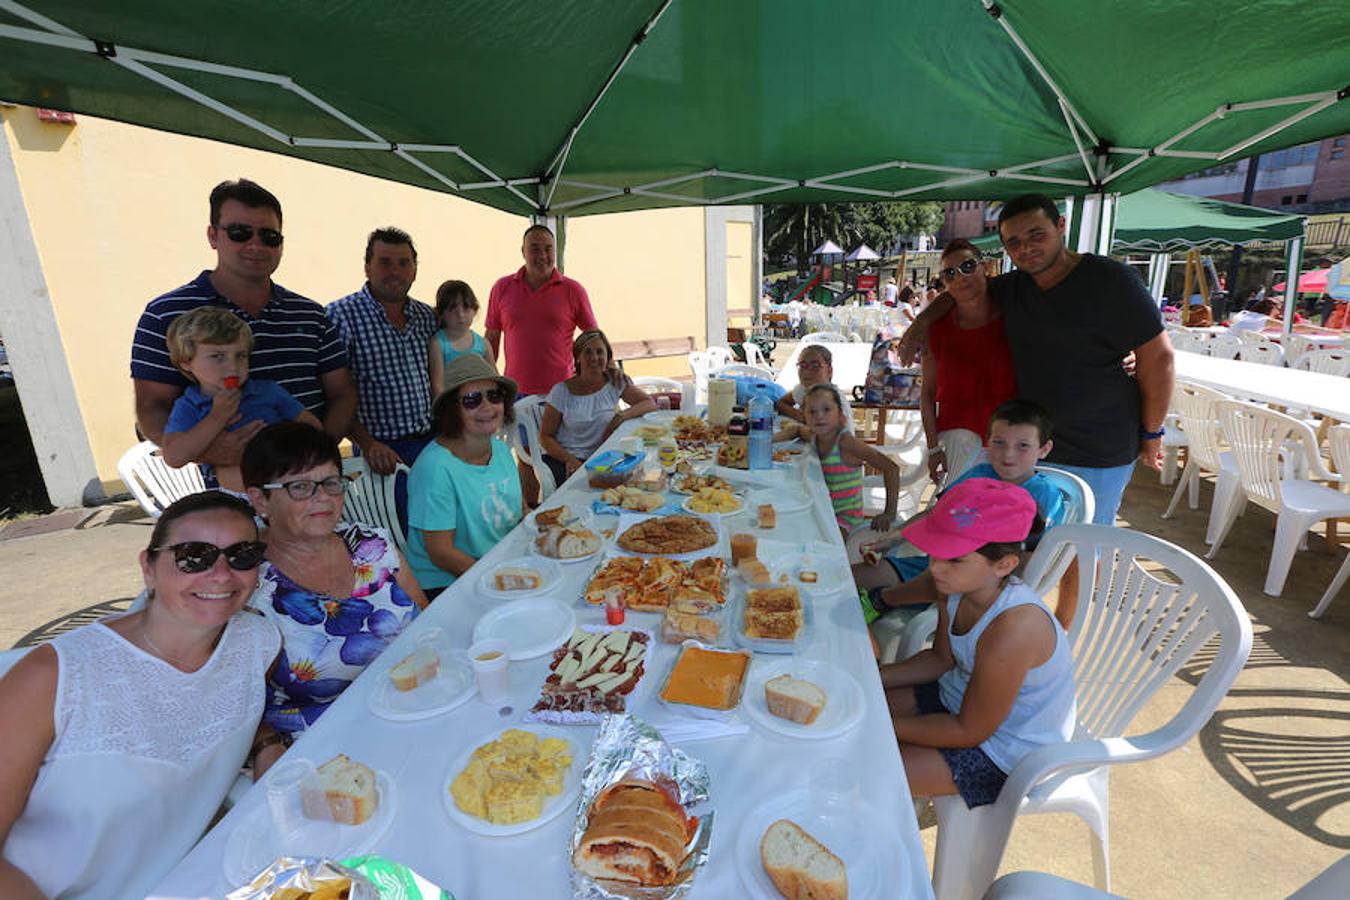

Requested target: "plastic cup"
[
  {"left": 469, "top": 638, "right": 511, "bottom": 704},
  {"left": 266, "top": 758, "right": 319, "bottom": 844},
  {"left": 620, "top": 436, "right": 644, "bottom": 456},
  {"left": 808, "top": 758, "right": 860, "bottom": 831},
  {"left": 604, "top": 592, "right": 626, "bottom": 625},
  {"left": 731, "top": 532, "right": 758, "bottom": 566}
]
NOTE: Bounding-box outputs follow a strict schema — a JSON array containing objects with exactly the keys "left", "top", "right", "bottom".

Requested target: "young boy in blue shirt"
[
  {"left": 853, "top": 398, "right": 1067, "bottom": 626},
  {"left": 161, "top": 307, "right": 319, "bottom": 490}
]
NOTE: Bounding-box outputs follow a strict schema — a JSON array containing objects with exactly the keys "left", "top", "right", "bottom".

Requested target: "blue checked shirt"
[{"left": 326, "top": 284, "right": 438, "bottom": 440}]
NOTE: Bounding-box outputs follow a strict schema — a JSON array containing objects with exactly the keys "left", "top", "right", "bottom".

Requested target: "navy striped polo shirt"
[{"left": 130, "top": 271, "right": 349, "bottom": 414}]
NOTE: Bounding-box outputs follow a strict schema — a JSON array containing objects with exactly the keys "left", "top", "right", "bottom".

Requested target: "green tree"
[{"left": 763, "top": 201, "right": 944, "bottom": 267}]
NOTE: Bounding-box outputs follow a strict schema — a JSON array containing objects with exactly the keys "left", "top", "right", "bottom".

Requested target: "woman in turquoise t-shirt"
[
  {"left": 408, "top": 354, "right": 523, "bottom": 595},
  {"left": 427, "top": 279, "right": 496, "bottom": 398}
]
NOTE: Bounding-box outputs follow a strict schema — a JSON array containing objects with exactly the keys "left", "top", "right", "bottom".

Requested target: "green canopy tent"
[{"left": 0, "top": 0, "right": 1346, "bottom": 223}]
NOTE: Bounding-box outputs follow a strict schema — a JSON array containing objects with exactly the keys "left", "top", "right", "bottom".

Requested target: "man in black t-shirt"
[{"left": 902, "top": 194, "right": 1175, "bottom": 524}]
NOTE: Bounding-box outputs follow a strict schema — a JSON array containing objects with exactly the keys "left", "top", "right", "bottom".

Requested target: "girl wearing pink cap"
[{"left": 880, "top": 477, "right": 1076, "bottom": 809}]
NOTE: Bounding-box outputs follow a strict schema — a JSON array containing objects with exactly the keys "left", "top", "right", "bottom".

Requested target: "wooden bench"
[{"left": 611, "top": 336, "right": 697, "bottom": 361}]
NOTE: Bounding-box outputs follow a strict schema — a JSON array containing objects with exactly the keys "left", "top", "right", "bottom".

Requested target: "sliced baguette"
[
  {"left": 760, "top": 818, "right": 848, "bottom": 900},
  {"left": 388, "top": 647, "right": 439, "bottom": 692},
  {"left": 764, "top": 674, "right": 827, "bottom": 725},
  {"left": 302, "top": 753, "right": 379, "bottom": 825}
]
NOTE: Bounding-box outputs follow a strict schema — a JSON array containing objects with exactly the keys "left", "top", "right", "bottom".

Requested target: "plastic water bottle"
[{"left": 748, "top": 383, "right": 774, "bottom": 470}]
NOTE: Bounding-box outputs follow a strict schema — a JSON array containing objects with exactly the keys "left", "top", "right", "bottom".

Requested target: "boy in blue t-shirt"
[
  {"left": 853, "top": 398, "right": 1067, "bottom": 625},
  {"left": 161, "top": 307, "right": 320, "bottom": 490}
]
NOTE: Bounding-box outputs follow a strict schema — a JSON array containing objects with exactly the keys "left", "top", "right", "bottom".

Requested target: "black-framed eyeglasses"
[
  {"left": 261, "top": 474, "right": 352, "bottom": 500},
  {"left": 460, "top": 388, "right": 505, "bottom": 409},
  {"left": 221, "top": 223, "right": 284, "bottom": 248},
  {"left": 151, "top": 540, "right": 267, "bottom": 574},
  {"left": 939, "top": 258, "right": 981, "bottom": 281}
]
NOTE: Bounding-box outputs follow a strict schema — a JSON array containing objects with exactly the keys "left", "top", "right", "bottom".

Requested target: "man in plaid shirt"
[{"left": 326, "top": 227, "right": 439, "bottom": 473}]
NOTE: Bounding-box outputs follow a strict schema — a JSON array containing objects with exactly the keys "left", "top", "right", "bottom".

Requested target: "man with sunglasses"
[
  {"left": 901, "top": 193, "right": 1174, "bottom": 525},
  {"left": 131, "top": 178, "right": 357, "bottom": 470}
]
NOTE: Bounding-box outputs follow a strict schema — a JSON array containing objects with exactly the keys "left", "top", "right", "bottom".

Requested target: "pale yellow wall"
[
  {"left": 1, "top": 107, "right": 712, "bottom": 494},
  {"left": 563, "top": 207, "right": 708, "bottom": 379}
]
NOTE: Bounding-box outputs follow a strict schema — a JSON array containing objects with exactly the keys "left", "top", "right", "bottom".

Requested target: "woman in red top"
[{"left": 920, "top": 239, "right": 1017, "bottom": 484}]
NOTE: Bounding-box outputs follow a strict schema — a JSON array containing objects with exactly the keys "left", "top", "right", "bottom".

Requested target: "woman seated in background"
[
  {"left": 242, "top": 422, "right": 426, "bottom": 737},
  {"left": 539, "top": 329, "right": 656, "bottom": 485},
  {"left": 0, "top": 492, "right": 280, "bottom": 899},
  {"left": 408, "top": 354, "right": 525, "bottom": 595}
]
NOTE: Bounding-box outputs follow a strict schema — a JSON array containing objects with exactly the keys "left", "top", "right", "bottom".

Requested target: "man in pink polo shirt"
[{"left": 485, "top": 223, "right": 599, "bottom": 500}]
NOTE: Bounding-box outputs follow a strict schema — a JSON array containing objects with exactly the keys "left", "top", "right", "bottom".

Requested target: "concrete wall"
[{"left": 0, "top": 106, "right": 718, "bottom": 503}]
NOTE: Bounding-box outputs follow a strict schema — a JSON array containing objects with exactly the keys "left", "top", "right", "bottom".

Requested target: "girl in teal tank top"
[
  {"left": 794, "top": 384, "right": 900, "bottom": 541},
  {"left": 428, "top": 279, "right": 496, "bottom": 396}
]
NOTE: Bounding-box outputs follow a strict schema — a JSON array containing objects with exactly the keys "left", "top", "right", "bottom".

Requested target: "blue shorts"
[
  {"left": 913, "top": 681, "right": 1008, "bottom": 809},
  {"left": 885, "top": 554, "right": 930, "bottom": 582}
]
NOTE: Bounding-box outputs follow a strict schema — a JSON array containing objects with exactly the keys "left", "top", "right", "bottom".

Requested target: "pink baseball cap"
[{"left": 902, "top": 477, "right": 1037, "bottom": 559}]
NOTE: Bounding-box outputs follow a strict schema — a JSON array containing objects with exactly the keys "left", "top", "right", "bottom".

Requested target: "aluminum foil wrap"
[
  {"left": 569, "top": 714, "right": 714, "bottom": 900},
  {"left": 225, "top": 856, "right": 377, "bottom": 899}
]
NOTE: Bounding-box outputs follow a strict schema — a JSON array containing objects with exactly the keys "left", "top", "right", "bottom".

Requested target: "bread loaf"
[
  {"left": 534, "top": 505, "right": 570, "bottom": 528},
  {"left": 764, "top": 674, "right": 827, "bottom": 725},
  {"left": 760, "top": 819, "right": 848, "bottom": 900},
  {"left": 388, "top": 646, "right": 439, "bottom": 692},
  {"left": 302, "top": 754, "right": 378, "bottom": 825},
  {"left": 573, "top": 781, "right": 693, "bottom": 886}
]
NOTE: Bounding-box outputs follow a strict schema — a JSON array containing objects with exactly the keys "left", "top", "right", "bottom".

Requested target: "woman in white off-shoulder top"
[{"left": 0, "top": 492, "right": 281, "bottom": 899}]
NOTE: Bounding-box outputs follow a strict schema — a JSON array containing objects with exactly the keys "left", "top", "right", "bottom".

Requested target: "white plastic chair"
[
  {"left": 709, "top": 362, "right": 776, "bottom": 383},
  {"left": 508, "top": 395, "right": 559, "bottom": 501},
  {"left": 799, "top": 331, "right": 849, "bottom": 344},
  {"left": 1208, "top": 400, "right": 1350, "bottom": 596},
  {"left": 116, "top": 441, "right": 208, "bottom": 518},
  {"left": 1309, "top": 424, "right": 1350, "bottom": 619},
  {"left": 1241, "top": 341, "right": 1285, "bottom": 367},
  {"left": 1297, "top": 349, "right": 1350, "bottom": 377},
  {"left": 738, "top": 341, "right": 770, "bottom": 368},
  {"left": 1208, "top": 333, "right": 1243, "bottom": 360},
  {"left": 1237, "top": 329, "right": 1269, "bottom": 344},
  {"left": 1159, "top": 412, "right": 1188, "bottom": 485},
  {"left": 703, "top": 345, "right": 735, "bottom": 369},
  {"left": 339, "top": 457, "right": 410, "bottom": 557},
  {"left": 884, "top": 465, "right": 1095, "bottom": 665},
  {"left": 630, "top": 375, "right": 690, "bottom": 412},
  {"left": 985, "top": 854, "right": 1350, "bottom": 900},
  {"left": 687, "top": 350, "right": 713, "bottom": 405},
  {"left": 1282, "top": 333, "right": 1320, "bottom": 370},
  {"left": 1169, "top": 330, "right": 1211, "bottom": 355},
  {"left": 930, "top": 523, "right": 1253, "bottom": 900},
  {"left": 1161, "top": 381, "right": 1240, "bottom": 546}
]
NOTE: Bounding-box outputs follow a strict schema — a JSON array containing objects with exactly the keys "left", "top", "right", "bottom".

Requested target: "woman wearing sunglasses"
[
  {"left": 407, "top": 354, "right": 525, "bottom": 594},
  {"left": 0, "top": 492, "right": 281, "bottom": 899},
  {"left": 242, "top": 423, "right": 427, "bottom": 740},
  {"left": 919, "top": 239, "right": 1017, "bottom": 486},
  {"left": 538, "top": 329, "right": 656, "bottom": 486}
]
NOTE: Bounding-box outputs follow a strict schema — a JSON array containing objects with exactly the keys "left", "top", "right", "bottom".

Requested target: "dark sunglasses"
[
  {"left": 152, "top": 540, "right": 267, "bottom": 574},
  {"left": 460, "top": 388, "right": 506, "bottom": 409},
  {"left": 939, "top": 258, "right": 981, "bottom": 281},
  {"left": 261, "top": 474, "right": 352, "bottom": 501},
  {"left": 221, "top": 223, "right": 284, "bottom": 248}
]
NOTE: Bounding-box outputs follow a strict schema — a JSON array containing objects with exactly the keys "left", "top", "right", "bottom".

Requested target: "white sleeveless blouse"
[{"left": 2, "top": 611, "right": 279, "bottom": 899}]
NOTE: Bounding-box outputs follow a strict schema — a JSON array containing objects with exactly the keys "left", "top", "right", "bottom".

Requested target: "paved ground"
[{"left": 1, "top": 466, "right": 1346, "bottom": 896}]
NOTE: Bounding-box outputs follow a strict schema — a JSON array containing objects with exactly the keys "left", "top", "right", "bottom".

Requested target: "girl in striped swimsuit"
[{"left": 799, "top": 384, "right": 899, "bottom": 541}]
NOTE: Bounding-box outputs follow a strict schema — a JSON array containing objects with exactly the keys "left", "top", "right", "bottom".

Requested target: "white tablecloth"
[
  {"left": 1174, "top": 352, "right": 1350, "bottom": 423},
  {"left": 151, "top": 420, "right": 933, "bottom": 900}
]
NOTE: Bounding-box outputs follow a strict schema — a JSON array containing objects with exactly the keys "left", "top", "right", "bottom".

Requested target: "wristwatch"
[{"left": 1139, "top": 426, "right": 1165, "bottom": 440}]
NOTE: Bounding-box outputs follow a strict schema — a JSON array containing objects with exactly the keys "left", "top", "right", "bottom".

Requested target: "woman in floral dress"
[{"left": 242, "top": 422, "right": 428, "bottom": 737}]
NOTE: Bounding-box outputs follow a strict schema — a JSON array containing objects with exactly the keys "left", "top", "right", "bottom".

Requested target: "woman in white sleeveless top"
[
  {"left": 0, "top": 492, "right": 281, "bottom": 898},
  {"left": 879, "top": 478, "right": 1076, "bottom": 809}
]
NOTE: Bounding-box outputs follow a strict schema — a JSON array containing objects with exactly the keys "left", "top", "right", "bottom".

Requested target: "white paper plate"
[
  {"left": 735, "top": 789, "right": 899, "bottom": 900},
  {"left": 746, "top": 488, "right": 812, "bottom": 516},
  {"left": 477, "top": 555, "right": 563, "bottom": 599},
  {"left": 761, "top": 553, "right": 847, "bottom": 596},
  {"left": 224, "top": 770, "right": 395, "bottom": 886},
  {"left": 367, "top": 654, "right": 475, "bottom": 721},
  {"left": 680, "top": 494, "right": 746, "bottom": 517},
  {"left": 742, "top": 658, "right": 865, "bottom": 740},
  {"left": 642, "top": 409, "right": 680, "bottom": 425},
  {"left": 442, "top": 725, "right": 589, "bottom": 836},
  {"left": 472, "top": 597, "right": 577, "bottom": 660}
]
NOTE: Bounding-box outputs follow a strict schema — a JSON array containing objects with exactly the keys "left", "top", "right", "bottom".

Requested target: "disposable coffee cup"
[
  {"left": 469, "top": 638, "right": 511, "bottom": 704},
  {"left": 266, "top": 758, "right": 320, "bottom": 851}
]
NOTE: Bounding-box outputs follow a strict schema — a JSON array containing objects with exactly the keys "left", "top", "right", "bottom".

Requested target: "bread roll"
[
  {"left": 760, "top": 819, "right": 848, "bottom": 900},
  {"left": 764, "top": 675, "right": 827, "bottom": 725},
  {"left": 302, "top": 754, "right": 378, "bottom": 825}
]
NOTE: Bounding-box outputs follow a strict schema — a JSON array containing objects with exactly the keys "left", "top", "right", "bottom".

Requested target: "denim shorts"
[{"left": 914, "top": 681, "right": 1008, "bottom": 809}]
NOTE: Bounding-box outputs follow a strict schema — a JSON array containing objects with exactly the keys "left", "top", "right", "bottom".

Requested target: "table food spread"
[{"left": 153, "top": 417, "right": 933, "bottom": 900}]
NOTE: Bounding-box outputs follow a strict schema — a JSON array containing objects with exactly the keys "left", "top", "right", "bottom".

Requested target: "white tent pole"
[
  {"left": 1217, "top": 95, "right": 1340, "bottom": 161},
  {"left": 1149, "top": 252, "right": 1170, "bottom": 304},
  {"left": 1282, "top": 236, "right": 1303, "bottom": 338},
  {"left": 1058, "top": 99, "right": 1097, "bottom": 182}
]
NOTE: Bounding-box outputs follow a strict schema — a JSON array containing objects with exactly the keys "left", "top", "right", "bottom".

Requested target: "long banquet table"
[
  {"left": 152, "top": 417, "right": 934, "bottom": 899},
  {"left": 1173, "top": 352, "right": 1350, "bottom": 423}
]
